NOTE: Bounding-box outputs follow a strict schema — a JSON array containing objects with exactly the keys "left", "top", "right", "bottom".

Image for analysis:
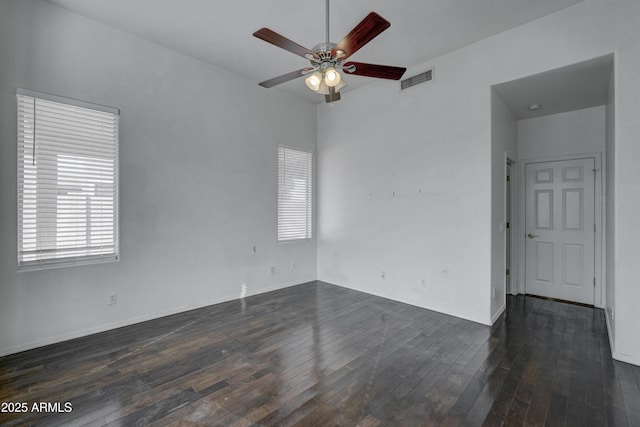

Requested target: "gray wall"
[
  {"left": 518, "top": 106, "right": 606, "bottom": 159},
  {"left": 490, "top": 90, "right": 517, "bottom": 321},
  {"left": 605, "top": 72, "right": 616, "bottom": 342},
  {"left": 0, "top": 0, "right": 317, "bottom": 356}
]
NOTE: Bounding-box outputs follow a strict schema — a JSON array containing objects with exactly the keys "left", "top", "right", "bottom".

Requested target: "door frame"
[
  {"left": 506, "top": 157, "right": 517, "bottom": 296},
  {"left": 517, "top": 152, "right": 603, "bottom": 307}
]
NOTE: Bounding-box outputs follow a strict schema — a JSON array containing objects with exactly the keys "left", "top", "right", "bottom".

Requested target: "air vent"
[{"left": 400, "top": 69, "right": 433, "bottom": 90}]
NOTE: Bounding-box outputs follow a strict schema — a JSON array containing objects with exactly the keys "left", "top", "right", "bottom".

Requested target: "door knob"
[{"left": 527, "top": 233, "right": 539, "bottom": 239}]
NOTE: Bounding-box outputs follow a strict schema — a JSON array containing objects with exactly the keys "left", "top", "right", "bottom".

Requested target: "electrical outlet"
[
  {"left": 492, "top": 287, "right": 497, "bottom": 299},
  {"left": 270, "top": 266, "right": 276, "bottom": 275},
  {"left": 108, "top": 293, "right": 117, "bottom": 305},
  {"left": 290, "top": 263, "right": 295, "bottom": 270}
]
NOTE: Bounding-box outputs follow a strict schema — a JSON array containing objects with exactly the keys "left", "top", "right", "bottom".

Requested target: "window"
[
  {"left": 17, "top": 89, "right": 119, "bottom": 270},
  {"left": 278, "top": 145, "right": 312, "bottom": 241}
]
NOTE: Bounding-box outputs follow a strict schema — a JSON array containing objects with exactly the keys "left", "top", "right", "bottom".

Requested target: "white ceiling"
[
  {"left": 46, "top": 0, "right": 585, "bottom": 104},
  {"left": 493, "top": 54, "right": 613, "bottom": 120}
]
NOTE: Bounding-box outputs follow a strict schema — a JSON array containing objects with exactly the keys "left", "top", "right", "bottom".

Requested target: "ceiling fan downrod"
[
  {"left": 310, "top": 0, "right": 339, "bottom": 67},
  {"left": 326, "top": 0, "right": 330, "bottom": 44}
]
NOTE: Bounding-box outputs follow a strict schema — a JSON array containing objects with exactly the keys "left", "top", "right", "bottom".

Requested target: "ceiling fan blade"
[
  {"left": 325, "top": 86, "right": 341, "bottom": 103},
  {"left": 333, "top": 12, "right": 390, "bottom": 60},
  {"left": 253, "top": 28, "right": 316, "bottom": 59},
  {"left": 258, "top": 68, "right": 313, "bottom": 88},
  {"left": 343, "top": 62, "right": 406, "bottom": 80}
]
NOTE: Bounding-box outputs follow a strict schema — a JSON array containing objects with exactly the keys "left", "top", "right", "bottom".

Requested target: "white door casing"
[{"left": 525, "top": 158, "right": 595, "bottom": 305}]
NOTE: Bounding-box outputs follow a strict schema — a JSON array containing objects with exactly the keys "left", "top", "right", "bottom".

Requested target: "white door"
[{"left": 525, "top": 158, "right": 595, "bottom": 305}]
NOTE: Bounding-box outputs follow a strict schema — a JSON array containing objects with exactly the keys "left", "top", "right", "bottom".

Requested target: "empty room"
[{"left": 1, "top": 0, "right": 639, "bottom": 425}]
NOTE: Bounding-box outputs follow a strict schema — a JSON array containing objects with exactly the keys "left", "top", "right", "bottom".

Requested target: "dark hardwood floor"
[{"left": 1, "top": 281, "right": 639, "bottom": 426}]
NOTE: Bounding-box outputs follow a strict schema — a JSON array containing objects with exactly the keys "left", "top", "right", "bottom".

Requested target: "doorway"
[{"left": 492, "top": 55, "right": 612, "bottom": 310}]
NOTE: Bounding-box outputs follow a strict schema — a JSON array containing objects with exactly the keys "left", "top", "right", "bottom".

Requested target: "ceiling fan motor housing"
[
  {"left": 310, "top": 43, "right": 352, "bottom": 74},
  {"left": 312, "top": 43, "right": 337, "bottom": 63}
]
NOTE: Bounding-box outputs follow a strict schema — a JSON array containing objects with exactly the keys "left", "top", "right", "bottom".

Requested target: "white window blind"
[
  {"left": 278, "top": 146, "right": 312, "bottom": 241},
  {"left": 17, "top": 90, "right": 119, "bottom": 270}
]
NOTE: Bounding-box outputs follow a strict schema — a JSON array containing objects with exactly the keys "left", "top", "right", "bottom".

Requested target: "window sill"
[{"left": 17, "top": 255, "right": 119, "bottom": 272}]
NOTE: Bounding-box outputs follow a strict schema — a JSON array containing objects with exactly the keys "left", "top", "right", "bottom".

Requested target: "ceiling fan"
[{"left": 253, "top": 0, "right": 407, "bottom": 103}]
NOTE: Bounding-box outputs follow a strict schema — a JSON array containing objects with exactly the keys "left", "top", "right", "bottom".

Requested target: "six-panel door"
[{"left": 525, "top": 158, "right": 595, "bottom": 305}]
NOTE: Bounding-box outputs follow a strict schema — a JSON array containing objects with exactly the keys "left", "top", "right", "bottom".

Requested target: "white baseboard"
[
  {"left": 604, "top": 308, "right": 615, "bottom": 356},
  {"left": 0, "top": 277, "right": 315, "bottom": 357},
  {"left": 612, "top": 350, "right": 640, "bottom": 366},
  {"left": 491, "top": 303, "right": 506, "bottom": 324},
  {"left": 603, "top": 308, "right": 640, "bottom": 366}
]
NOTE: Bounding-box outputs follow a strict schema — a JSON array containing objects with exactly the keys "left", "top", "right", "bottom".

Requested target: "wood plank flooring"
[{"left": 1, "top": 281, "right": 639, "bottom": 426}]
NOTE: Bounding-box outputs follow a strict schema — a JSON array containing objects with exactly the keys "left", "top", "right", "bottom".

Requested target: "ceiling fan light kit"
[
  {"left": 305, "top": 72, "right": 322, "bottom": 91},
  {"left": 253, "top": 0, "right": 406, "bottom": 103},
  {"left": 324, "top": 68, "right": 341, "bottom": 87}
]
